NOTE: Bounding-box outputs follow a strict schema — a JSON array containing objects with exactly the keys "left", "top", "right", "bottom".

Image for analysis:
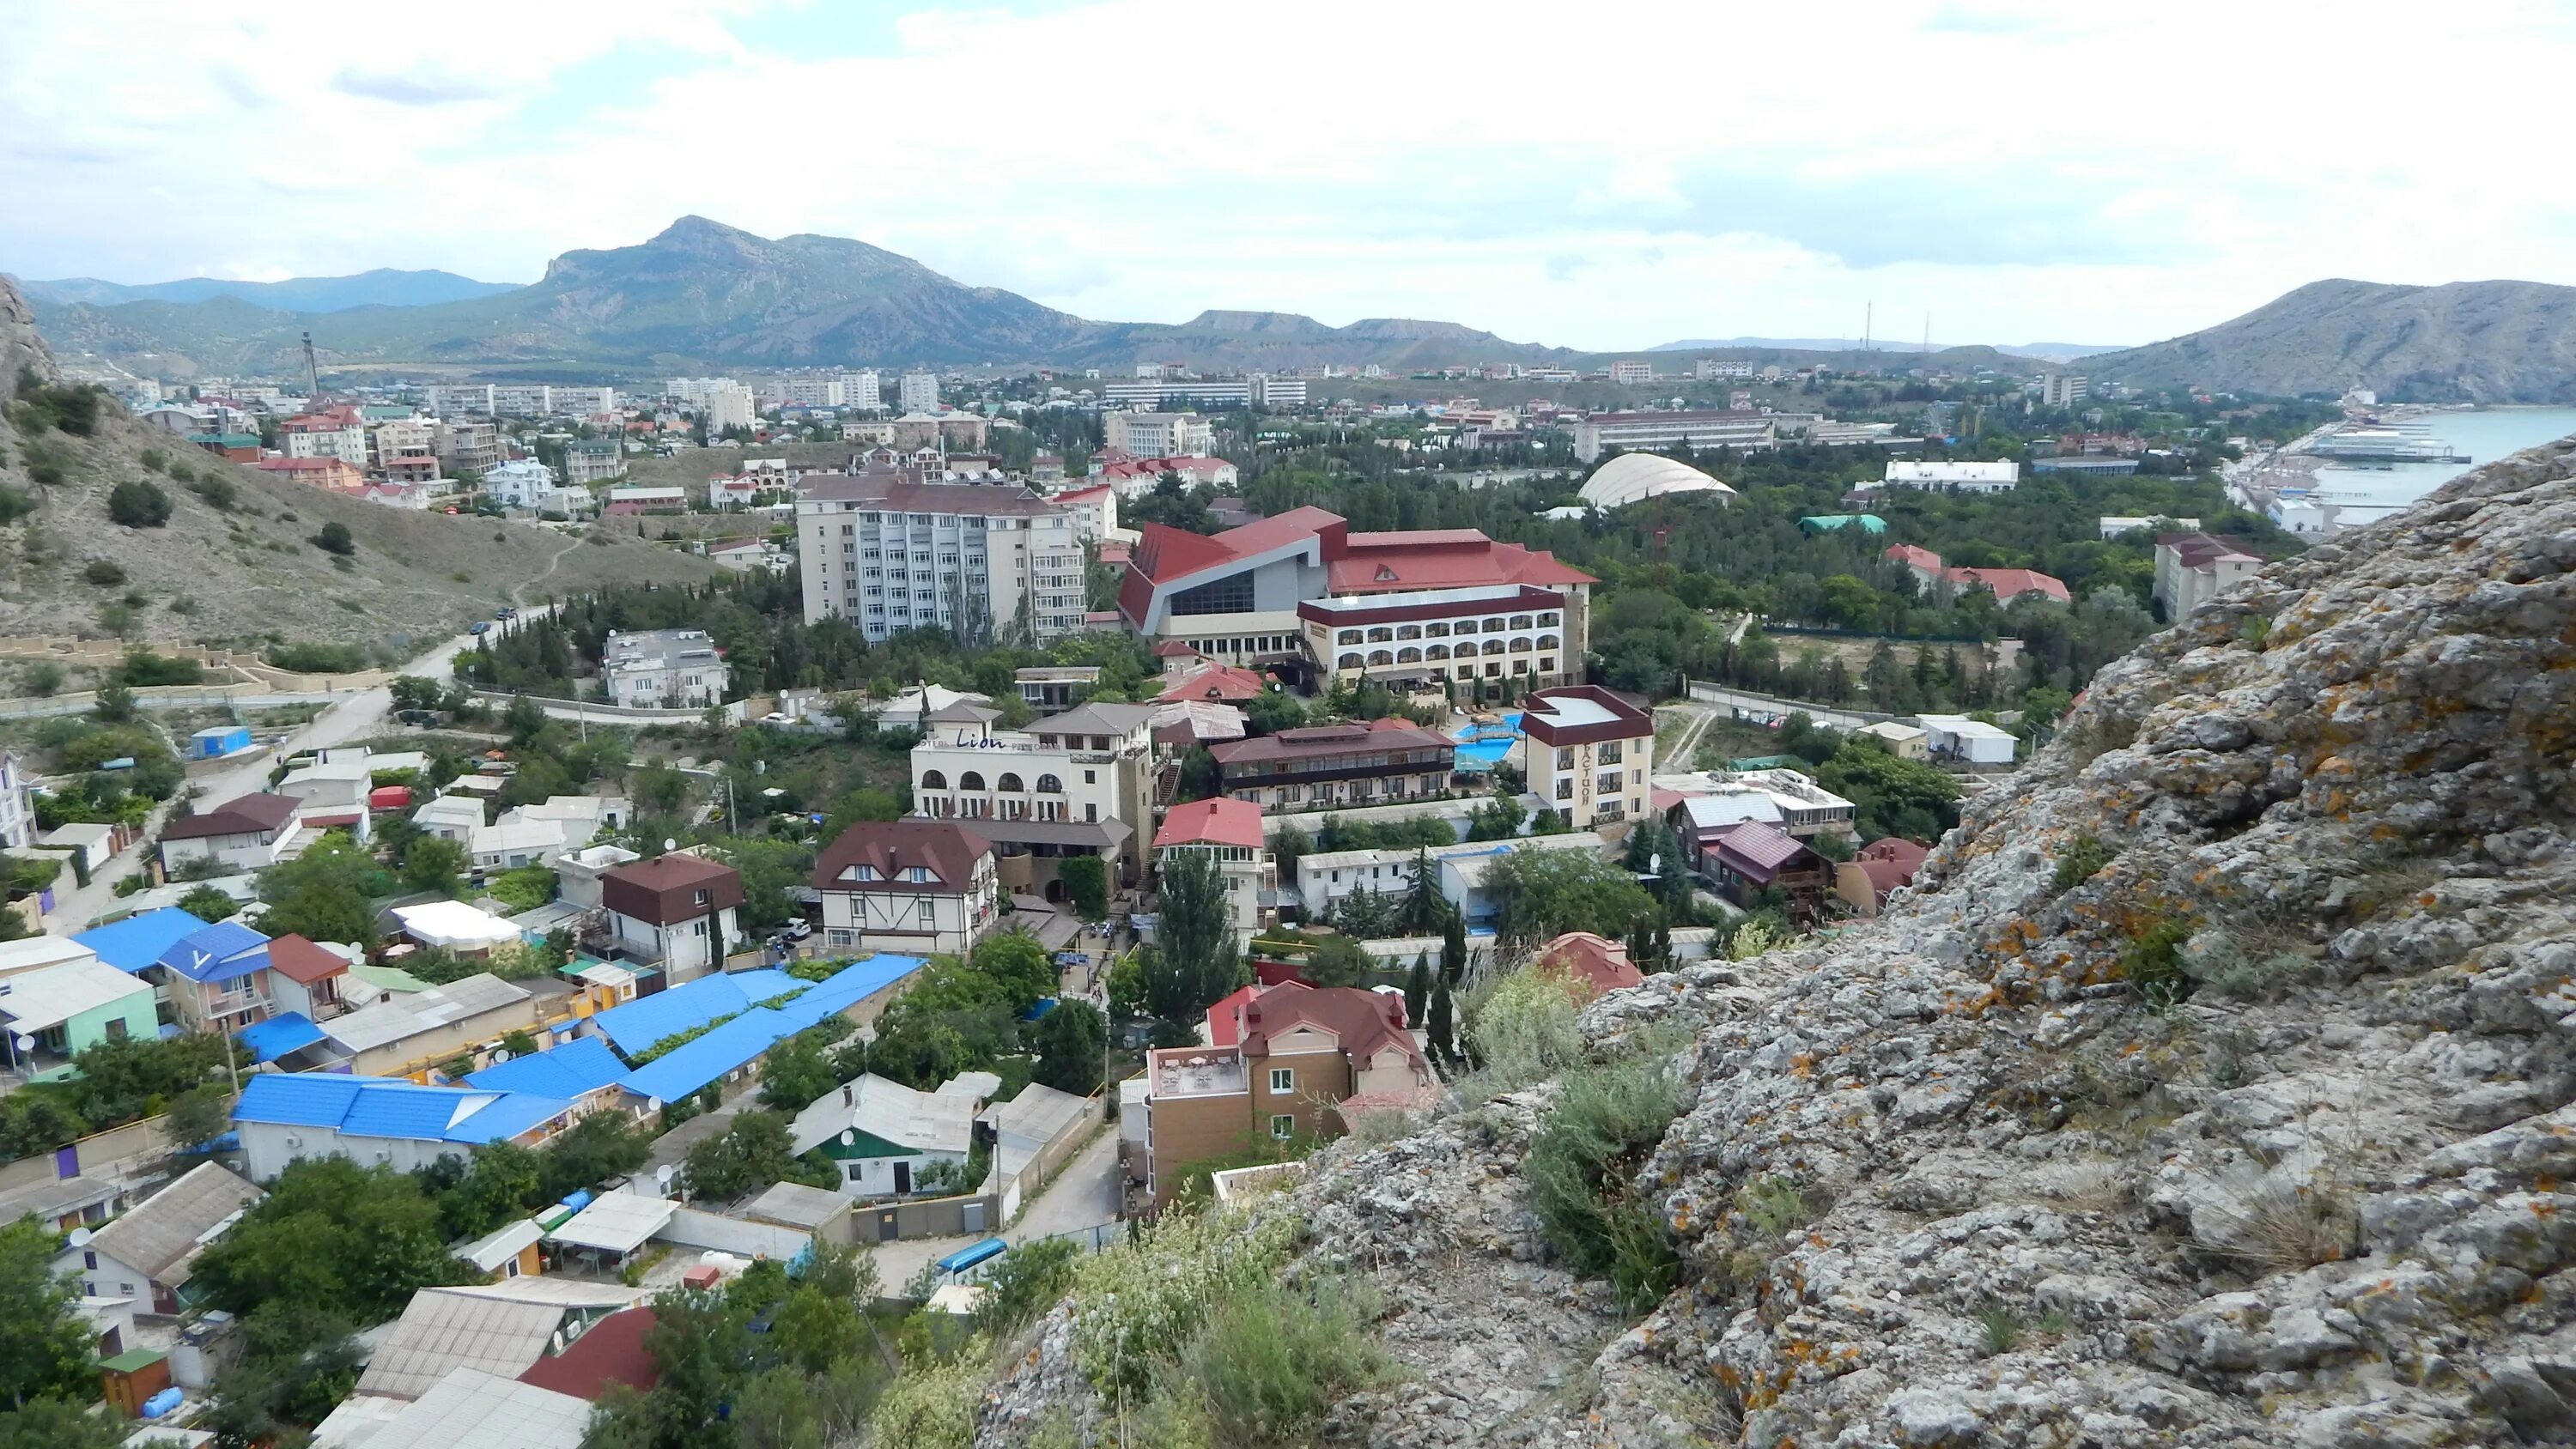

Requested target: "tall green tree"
[
  {"left": 0, "top": 1218, "right": 94, "bottom": 1410},
  {"left": 1485, "top": 849, "right": 1657, "bottom": 956},
  {"left": 1028, "top": 998, "right": 1106, "bottom": 1096},
  {"left": 1148, "top": 848, "right": 1242, "bottom": 1025},
  {"left": 1440, "top": 908, "right": 1468, "bottom": 985},
  {"left": 1402, "top": 953, "right": 1432, "bottom": 1028}
]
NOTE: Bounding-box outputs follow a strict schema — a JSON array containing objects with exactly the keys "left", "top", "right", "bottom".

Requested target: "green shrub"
[
  {"left": 1522, "top": 1052, "right": 1687, "bottom": 1313},
  {"left": 82, "top": 559, "right": 126, "bottom": 585},
  {"left": 972, "top": 1237, "right": 1081, "bottom": 1339},
  {"left": 25, "top": 453, "right": 65, "bottom": 487},
  {"left": 266, "top": 641, "right": 368, "bottom": 674},
  {"left": 1071, "top": 1208, "right": 1302, "bottom": 1397},
  {"left": 2120, "top": 916, "right": 2196, "bottom": 1008},
  {"left": 11, "top": 371, "right": 104, "bottom": 434},
  {"left": 186, "top": 475, "right": 234, "bottom": 510},
  {"left": 0, "top": 487, "right": 33, "bottom": 524},
  {"left": 311, "top": 521, "right": 355, "bottom": 556},
  {"left": 1978, "top": 1304, "right": 2020, "bottom": 1355},
  {"left": 1460, "top": 966, "right": 1584, "bottom": 1094},
  {"left": 1182, "top": 1274, "right": 1391, "bottom": 1448},
  {"left": 106, "top": 478, "right": 172, "bottom": 528},
  {"left": 139, "top": 447, "right": 169, "bottom": 472},
  {"left": 2051, "top": 834, "right": 2116, "bottom": 893},
  {"left": 116, "top": 650, "right": 204, "bottom": 687},
  {"left": 867, "top": 1352, "right": 985, "bottom": 1449},
  {"left": 167, "top": 460, "right": 197, "bottom": 483}
]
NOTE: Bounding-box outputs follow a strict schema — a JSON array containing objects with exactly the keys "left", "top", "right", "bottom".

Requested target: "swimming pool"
[{"left": 1449, "top": 712, "right": 1523, "bottom": 770}]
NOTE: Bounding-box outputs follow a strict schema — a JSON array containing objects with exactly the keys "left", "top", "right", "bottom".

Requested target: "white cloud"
[{"left": 3, "top": 0, "right": 2570, "bottom": 349}]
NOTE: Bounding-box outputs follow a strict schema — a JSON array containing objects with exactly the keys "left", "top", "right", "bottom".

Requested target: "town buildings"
[
  {"left": 1289, "top": 831, "right": 1598, "bottom": 927},
  {"left": 1091, "top": 454, "right": 1238, "bottom": 500},
  {"left": 839, "top": 370, "right": 882, "bottom": 410},
  {"left": 483, "top": 459, "right": 591, "bottom": 515},
  {"left": 908, "top": 700, "right": 1156, "bottom": 895},
  {"left": 1151, "top": 797, "right": 1267, "bottom": 949},
  {"left": 563, "top": 441, "right": 627, "bottom": 484},
  {"left": 1916, "top": 713, "right": 2019, "bottom": 765},
  {"left": 1207, "top": 719, "right": 1455, "bottom": 813},
  {"left": 55, "top": 1161, "right": 262, "bottom": 1316},
  {"left": 2154, "top": 531, "right": 2263, "bottom": 620},
  {"left": 0, "top": 955, "right": 157, "bottom": 1078},
  {"left": 434, "top": 419, "right": 501, "bottom": 473},
  {"left": 1570, "top": 409, "right": 1774, "bottom": 463},
  {"left": 1878, "top": 460, "right": 2020, "bottom": 493},
  {"left": 1297, "top": 583, "right": 1579, "bottom": 692},
  {"left": 2035, "top": 373, "right": 2090, "bottom": 407},
  {"left": 1103, "top": 411, "right": 1213, "bottom": 458},
  {"left": 1137, "top": 985, "right": 1430, "bottom": 1209},
  {"left": 1704, "top": 821, "right": 1831, "bottom": 910},
  {"left": 1879, "top": 543, "right": 2069, "bottom": 605},
  {"left": 1519, "top": 686, "right": 1655, "bottom": 828},
  {"left": 1657, "top": 768, "right": 1856, "bottom": 847},
  {"left": 794, "top": 470, "right": 1087, "bottom": 642},
  {"left": 811, "top": 819, "right": 999, "bottom": 956},
  {"left": 1607, "top": 361, "right": 1655, "bottom": 385},
  {"left": 156, "top": 792, "right": 308, "bottom": 874},
  {"left": 897, "top": 372, "right": 939, "bottom": 412},
  {"left": 600, "top": 629, "right": 726, "bottom": 710},
  {"left": 701, "top": 383, "right": 756, "bottom": 436},
  {"left": 280, "top": 405, "right": 368, "bottom": 468},
  {"left": 1117, "top": 506, "right": 1595, "bottom": 669},
  {"left": 1834, "top": 837, "right": 1930, "bottom": 916}
]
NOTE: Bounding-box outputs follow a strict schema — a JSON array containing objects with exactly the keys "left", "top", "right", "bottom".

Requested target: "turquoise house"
[{"left": 0, "top": 956, "right": 162, "bottom": 1081}]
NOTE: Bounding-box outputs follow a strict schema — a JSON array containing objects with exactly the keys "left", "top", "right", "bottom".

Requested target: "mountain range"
[
  {"left": 2079, "top": 278, "right": 2576, "bottom": 403},
  {"left": 11, "top": 268, "right": 519, "bottom": 313},
  {"left": 1649, "top": 336, "right": 2123, "bottom": 364},
  {"left": 20, "top": 217, "right": 1577, "bottom": 380}
]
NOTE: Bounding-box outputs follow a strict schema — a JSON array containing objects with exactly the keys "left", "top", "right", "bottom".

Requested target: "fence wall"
[
  {"left": 656, "top": 1205, "right": 816, "bottom": 1261},
  {"left": 0, "top": 1113, "right": 173, "bottom": 1194},
  {"left": 471, "top": 689, "right": 748, "bottom": 727},
  {"left": 1679, "top": 678, "right": 1896, "bottom": 731},
  {"left": 856, "top": 1191, "right": 999, "bottom": 1243}
]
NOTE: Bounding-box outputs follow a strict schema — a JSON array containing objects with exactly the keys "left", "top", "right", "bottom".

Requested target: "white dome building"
[{"left": 1578, "top": 453, "right": 1738, "bottom": 511}]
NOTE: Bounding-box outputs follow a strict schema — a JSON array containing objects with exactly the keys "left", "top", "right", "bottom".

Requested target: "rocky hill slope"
[
  {"left": 2087, "top": 278, "right": 2576, "bottom": 403},
  {"left": 11, "top": 267, "right": 519, "bottom": 313},
  {"left": 985, "top": 432, "right": 2576, "bottom": 1446},
  {"left": 25, "top": 217, "right": 1576, "bottom": 378},
  {"left": 0, "top": 276, "right": 716, "bottom": 663}
]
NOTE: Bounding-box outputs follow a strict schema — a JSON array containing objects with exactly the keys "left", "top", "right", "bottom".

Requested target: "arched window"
[
  {"left": 959, "top": 772, "right": 987, "bottom": 791},
  {"left": 1368, "top": 649, "right": 1394, "bottom": 666},
  {"left": 1396, "top": 647, "right": 1421, "bottom": 664},
  {"left": 1482, "top": 617, "right": 1507, "bottom": 633},
  {"left": 1395, "top": 624, "right": 1421, "bottom": 640},
  {"left": 920, "top": 769, "right": 947, "bottom": 790},
  {"left": 1481, "top": 640, "right": 1506, "bottom": 656},
  {"left": 1425, "top": 621, "right": 1450, "bottom": 638},
  {"left": 1366, "top": 627, "right": 1394, "bottom": 643},
  {"left": 1035, "top": 773, "right": 1063, "bottom": 793},
  {"left": 1538, "top": 612, "right": 1560, "bottom": 627},
  {"left": 997, "top": 773, "right": 1025, "bottom": 793},
  {"left": 1337, "top": 629, "right": 1362, "bottom": 646},
  {"left": 1338, "top": 652, "right": 1364, "bottom": 669},
  {"left": 1510, "top": 614, "right": 1533, "bottom": 629},
  {"left": 1537, "top": 634, "right": 1560, "bottom": 650},
  {"left": 1425, "top": 644, "right": 1450, "bottom": 661}
]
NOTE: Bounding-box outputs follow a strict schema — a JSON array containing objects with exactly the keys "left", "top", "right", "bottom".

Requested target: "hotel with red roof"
[
  {"left": 1150, "top": 797, "right": 1269, "bottom": 948},
  {"left": 1118, "top": 507, "right": 1595, "bottom": 682}
]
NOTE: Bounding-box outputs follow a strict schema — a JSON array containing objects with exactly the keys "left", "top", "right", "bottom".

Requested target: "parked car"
[
  {"left": 783, "top": 919, "right": 812, "bottom": 941},
  {"left": 468, "top": 621, "right": 489, "bottom": 635}
]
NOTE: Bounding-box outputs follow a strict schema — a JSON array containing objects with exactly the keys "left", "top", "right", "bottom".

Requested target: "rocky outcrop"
[
  {"left": 0, "top": 274, "right": 58, "bottom": 399},
  {"left": 982, "top": 436, "right": 2576, "bottom": 1446}
]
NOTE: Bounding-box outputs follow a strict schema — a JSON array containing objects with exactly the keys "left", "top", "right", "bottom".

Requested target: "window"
[
  {"left": 921, "top": 770, "right": 948, "bottom": 790},
  {"left": 1556, "top": 747, "right": 1575, "bottom": 770},
  {"left": 1035, "top": 773, "right": 1063, "bottom": 793},
  {"left": 1269, "top": 1067, "right": 1294, "bottom": 1093},
  {"left": 960, "top": 772, "right": 987, "bottom": 791},
  {"left": 1337, "top": 629, "right": 1362, "bottom": 646},
  {"left": 1171, "top": 570, "right": 1255, "bottom": 615},
  {"left": 998, "top": 773, "right": 1025, "bottom": 792},
  {"left": 1396, "top": 624, "right": 1420, "bottom": 640},
  {"left": 918, "top": 899, "right": 938, "bottom": 924},
  {"left": 907, "top": 866, "right": 931, "bottom": 882},
  {"left": 1600, "top": 742, "right": 1624, "bottom": 764},
  {"left": 1366, "top": 627, "right": 1394, "bottom": 643},
  {"left": 1556, "top": 778, "right": 1574, "bottom": 800},
  {"left": 82, "top": 1250, "right": 96, "bottom": 1270},
  {"left": 1338, "top": 652, "right": 1364, "bottom": 669},
  {"left": 1270, "top": 1113, "right": 1296, "bottom": 1140}
]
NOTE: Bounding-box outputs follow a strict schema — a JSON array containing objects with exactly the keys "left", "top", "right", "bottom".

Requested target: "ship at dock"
[{"left": 2304, "top": 422, "right": 2470, "bottom": 464}]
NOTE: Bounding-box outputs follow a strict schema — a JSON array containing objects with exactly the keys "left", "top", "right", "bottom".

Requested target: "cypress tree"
[
  {"left": 1427, "top": 973, "right": 1455, "bottom": 1064},
  {"left": 1440, "top": 907, "right": 1467, "bottom": 985},
  {"left": 1403, "top": 953, "right": 1431, "bottom": 1028}
]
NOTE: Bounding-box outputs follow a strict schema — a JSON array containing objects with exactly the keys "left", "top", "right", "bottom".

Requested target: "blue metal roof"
[
  {"left": 155, "top": 921, "right": 273, "bottom": 985},
  {"left": 233, "top": 1072, "right": 366, "bottom": 1126},
  {"left": 587, "top": 971, "right": 812, "bottom": 1056},
  {"left": 238, "top": 1012, "right": 325, "bottom": 1064},
  {"left": 342, "top": 1082, "right": 494, "bottom": 1141},
  {"left": 617, "top": 1006, "right": 790, "bottom": 1105},
  {"left": 445, "top": 1093, "right": 575, "bottom": 1144},
  {"left": 770, "top": 955, "right": 925, "bottom": 1034},
  {"left": 75, "top": 907, "right": 213, "bottom": 974},
  {"left": 465, "top": 1036, "right": 629, "bottom": 1097}
]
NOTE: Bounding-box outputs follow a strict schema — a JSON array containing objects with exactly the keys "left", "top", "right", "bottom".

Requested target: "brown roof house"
[
  {"left": 157, "top": 792, "right": 307, "bottom": 876},
  {"left": 1532, "top": 931, "right": 1646, "bottom": 1001},
  {"left": 1139, "top": 985, "right": 1430, "bottom": 1210},
  {"left": 1207, "top": 718, "right": 1455, "bottom": 812},
  {"left": 598, "top": 853, "right": 744, "bottom": 979},
  {"left": 1708, "top": 821, "right": 1829, "bottom": 913},
  {"left": 54, "top": 1161, "right": 263, "bottom": 1315},
  {"left": 262, "top": 932, "right": 358, "bottom": 1020},
  {"left": 812, "top": 820, "right": 998, "bottom": 956}
]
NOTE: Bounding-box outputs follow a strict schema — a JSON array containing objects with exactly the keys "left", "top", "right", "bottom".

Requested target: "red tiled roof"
[
  {"left": 1238, "top": 985, "right": 1422, "bottom": 1071},
  {"left": 813, "top": 820, "right": 992, "bottom": 895},
  {"left": 1324, "top": 534, "right": 1594, "bottom": 593},
  {"left": 1533, "top": 931, "right": 1644, "bottom": 1001},
  {"left": 1943, "top": 567, "right": 2069, "bottom": 604},
  {"left": 264, "top": 934, "right": 347, "bottom": 985},
  {"left": 1209, "top": 717, "right": 1450, "bottom": 767},
  {"left": 1858, "top": 837, "right": 1930, "bottom": 870},
  {"left": 1206, "top": 979, "right": 1309, "bottom": 1046},
  {"left": 1714, "top": 822, "right": 1817, "bottom": 880},
  {"left": 1156, "top": 664, "right": 1268, "bottom": 702},
  {"left": 1153, "top": 797, "right": 1264, "bottom": 852},
  {"left": 1884, "top": 543, "right": 1944, "bottom": 573},
  {"left": 519, "top": 1306, "right": 659, "bottom": 1402}
]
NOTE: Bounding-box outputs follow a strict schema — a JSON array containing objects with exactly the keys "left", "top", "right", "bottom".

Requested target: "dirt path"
[{"left": 511, "top": 531, "right": 585, "bottom": 607}]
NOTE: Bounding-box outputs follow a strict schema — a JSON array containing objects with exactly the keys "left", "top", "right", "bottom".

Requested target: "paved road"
[
  {"left": 866, "top": 1124, "right": 1121, "bottom": 1291},
  {"left": 46, "top": 610, "right": 525, "bottom": 933}
]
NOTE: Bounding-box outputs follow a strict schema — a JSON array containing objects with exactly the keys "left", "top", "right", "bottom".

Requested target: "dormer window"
[
  {"left": 848, "top": 864, "right": 880, "bottom": 881},
  {"left": 906, "top": 866, "right": 932, "bottom": 883},
  {"left": 691, "top": 889, "right": 711, "bottom": 907},
  {"left": 1374, "top": 565, "right": 1397, "bottom": 582}
]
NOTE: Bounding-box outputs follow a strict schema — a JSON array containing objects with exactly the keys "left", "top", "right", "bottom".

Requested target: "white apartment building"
[
  {"left": 563, "top": 441, "right": 627, "bottom": 485},
  {"left": 284, "top": 421, "right": 368, "bottom": 470},
  {"left": 599, "top": 629, "right": 727, "bottom": 710},
  {"left": 908, "top": 700, "right": 1157, "bottom": 893},
  {"left": 433, "top": 420, "right": 501, "bottom": 473},
  {"left": 796, "top": 472, "right": 1088, "bottom": 642},
  {"left": 490, "top": 384, "right": 552, "bottom": 416},
  {"left": 1571, "top": 409, "right": 1776, "bottom": 464},
  {"left": 1151, "top": 798, "right": 1267, "bottom": 950},
  {"left": 2035, "top": 373, "right": 2090, "bottom": 407},
  {"left": 898, "top": 372, "right": 939, "bottom": 412},
  {"left": 1103, "top": 411, "right": 1214, "bottom": 457},
  {"left": 1518, "top": 686, "right": 1656, "bottom": 828},
  {"left": 702, "top": 383, "right": 756, "bottom": 436},
  {"left": 1293, "top": 833, "right": 1601, "bottom": 928},
  {"left": 425, "top": 384, "right": 494, "bottom": 415},
  {"left": 1879, "top": 460, "right": 2020, "bottom": 493},
  {"left": 780, "top": 377, "right": 842, "bottom": 409},
  {"left": 552, "top": 385, "right": 617, "bottom": 415},
  {"left": 1693, "top": 359, "right": 1755, "bottom": 379},
  {"left": 2153, "top": 531, "right": 2263, "bottom": 621},
  {"left": 664, "top": 377, "right": 741, "bottom": 406},
  {"left": 1607, "top": 361, "right": 1655, "bottom": 385},
  {"left": 483, "top": 459, "right": 566, "bottom": 511},
  {"left": 839, "top": 371, "right": 882, "bottom": 411}
]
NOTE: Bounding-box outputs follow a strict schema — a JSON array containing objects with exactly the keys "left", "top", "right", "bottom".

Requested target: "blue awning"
[{"left": 237, "top": 1012, "right": 325, "bottom": 1064}]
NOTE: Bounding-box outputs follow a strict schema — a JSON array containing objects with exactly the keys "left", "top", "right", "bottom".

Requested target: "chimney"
[{"left": 841, "top": 1084, "right": 854, "bottom": 1106}]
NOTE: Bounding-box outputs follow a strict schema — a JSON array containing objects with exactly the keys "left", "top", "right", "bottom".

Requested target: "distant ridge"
[
  {"left": 2083, "top": 278, "right": 2576, "bottom": 403},
  {"left": 12, "top": 267, "right": 521, "bottom": 313},
  {"left": 23, "top": 218, "right": 1575, "bottom": 379},
  {"left": 1647, "top": 336, "right": 2123, "bottom": 364}
]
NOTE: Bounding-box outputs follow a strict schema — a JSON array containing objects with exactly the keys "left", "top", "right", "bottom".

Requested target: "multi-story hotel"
[
  {"left": 1517, "top": 685, "right": 1656, "bottom": 828},
  {"left": 1206, "top": 718, "right": 1455, "bottom": 813},
  {"left": 1117, "top": 507, "right": 1595, "bottom": 673},
  {"left": 908, "top": 700, "right": 1157, "bottom": 894},
  {"left": 1297, "top": 583, "right": 1579, "bottom": 692},
  {"left": 1103, "top": 411, "right": 1213, "bottom": 458},
  {"left": 796, "top": 467, "right": 1088, "bottom": 643}
]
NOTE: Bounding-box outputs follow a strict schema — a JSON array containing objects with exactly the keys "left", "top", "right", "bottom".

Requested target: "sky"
[{"left": 3, "top": 0, "right": 2572, "bottom": 353}]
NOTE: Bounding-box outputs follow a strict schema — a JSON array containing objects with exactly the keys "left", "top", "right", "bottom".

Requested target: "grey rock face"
[
  {"left": 979, "top": 437, "right": 2576, "bottom": 1446},
  {"left": 0, "top": 275, "right": 59, "bottom": 399}
]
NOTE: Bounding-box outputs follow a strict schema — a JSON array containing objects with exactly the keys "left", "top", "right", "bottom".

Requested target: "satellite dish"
[
  {"left": 841, "top": 1129, "right": 856, "bottom": 1146},
  {"left": 663, "top": 839, "right": 677, "bottom": 853},
  {"left": 11, "top": 1034, "right": 32, "bottom": 1053},
  {"left": 645, "top": 1097, "right": 663, "bottom": 1113},
  {"left": 66, "top": 1227, "right": 92, "bottom": 1248},
  {"left": 490, "top": 1050, "right": 511, "bottom": 1063},
  {"left": 1649, "top": 853, "right": 1662, "bottom": 874},
  {"left": 655, "top": 1164, "right": 676, "bottom": 1188}
]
